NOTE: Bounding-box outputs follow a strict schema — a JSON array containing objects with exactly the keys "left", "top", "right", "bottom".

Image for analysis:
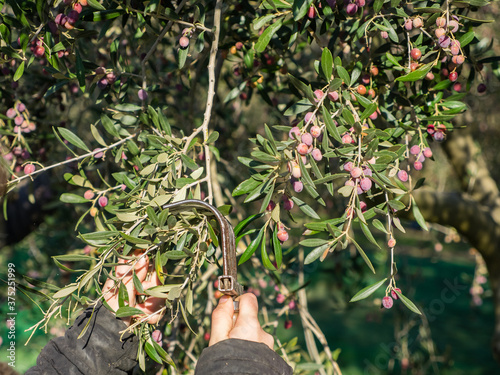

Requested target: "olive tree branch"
[
  {"left": 192, "top": 0, "right": 222, "bottom": 205},
  {"left": 8, "top": 133, "right": 137, "bottom": 187}
]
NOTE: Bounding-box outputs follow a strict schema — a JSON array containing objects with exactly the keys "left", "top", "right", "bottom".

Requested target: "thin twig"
[
  {"left": 172, "top": 339, "right": 199, "bottom": 364},
  {"left": 201, "top": 0, "right": 223, "bottom": 204},
  {"left": 182, "top": 2, "right": 222, "bottom": 151},
  {"left": 8, "top": 133, "right": 137, "bottom": 186}
]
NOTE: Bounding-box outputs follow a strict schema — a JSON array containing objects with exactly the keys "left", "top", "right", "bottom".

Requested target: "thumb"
[{"left": 209, "top": 295, "right": 234, "bottom": 346}]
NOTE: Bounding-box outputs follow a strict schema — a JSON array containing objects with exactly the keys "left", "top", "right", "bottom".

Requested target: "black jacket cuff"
[{"left": 195, "top": 338, "right": 293, "bottom": 375}]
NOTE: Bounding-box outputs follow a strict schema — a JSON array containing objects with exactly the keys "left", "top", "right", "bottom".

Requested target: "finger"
[
  {"left": 115, "top": 256, "right": 134, "bottom": 278},
  {"left": 230, "top": 293, "right": 274, "bottom": 350},
  {"left": 119, "top": 259, "right": 138, "bottom": 307},
  {"left": 102, "top": 278, "right": 120, "bottom": 311},
  {"left": 103, "top": 256, "right": 134, "bottom": 306},
  {"left": 136, "top": 270, "right": 166, "bottom": 324},
  {"left": 209, "top": 295, "right": 234, "bottom": 346},
  {"left": 119, "top": 252, "right": 150, "bottom": 306},
  {"left": 259, "top": 330, "right": 275, "bottom": 350},
  {"left": 126, "top": 254, "right": 149, "bottom": 306},
  {"left": 115, "top": 250, "right": 149, "bottom": 279},
  {"left": 230, "top": 293, "right": 261, "bottom": 336},
  {"left": 141, "top": 267, "right": 162, "bottom": 290},
  {"left": 133, "top": 251, "right": 150, "bottom": 281},
  {"left": 135, "top": 297, "right": 165, "bottom": 324},
  {"left": 233, "top": 292, "right": 259, "bottom": 327},
  {"left": 102, "top": 269, "right": 133, "bottom": 325}
]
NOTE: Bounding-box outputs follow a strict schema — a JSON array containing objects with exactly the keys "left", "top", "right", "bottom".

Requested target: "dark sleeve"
[
  {"left": 194, "top": 339, "right": 293, "bottom": 375},
  {"left": 26, "top": 303, "right": 139, "bottom": 375}
]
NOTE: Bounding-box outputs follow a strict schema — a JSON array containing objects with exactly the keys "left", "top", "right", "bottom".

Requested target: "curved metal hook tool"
[{"left": 161, "top": 199, "right": 243, "bottom": 312}]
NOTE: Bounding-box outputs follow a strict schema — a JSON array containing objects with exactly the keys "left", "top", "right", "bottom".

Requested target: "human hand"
[
  {"left": 102, "top": 250, "right": 165, "bottom": 326},
  {"left": 209, "top": 292, "right": 274, "bottom": 350}
]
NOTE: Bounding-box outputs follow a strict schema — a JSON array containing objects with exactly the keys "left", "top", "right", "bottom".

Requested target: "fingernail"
[{"left": 219, "top": 295, "right": 230, "bottom": 304}]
